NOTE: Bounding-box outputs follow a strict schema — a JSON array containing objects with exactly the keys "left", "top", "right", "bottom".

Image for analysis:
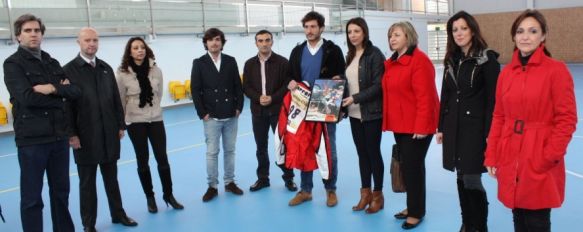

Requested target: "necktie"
[{"left": 89, "top": 61, "right": 95, "bottom": 68}]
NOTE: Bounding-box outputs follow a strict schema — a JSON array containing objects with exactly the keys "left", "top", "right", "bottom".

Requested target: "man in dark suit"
[
  {"left": 63, "top": 27, "right": 137, "bottom": 232},
  {"left": 191, "top": 28, "right": 245, "bottom": 202},
  {"left": 3, "top": 14, "right": 78, "bottom": 232},
  {"left": 243, "top": 30, "right": 296, "bottom": 192}
]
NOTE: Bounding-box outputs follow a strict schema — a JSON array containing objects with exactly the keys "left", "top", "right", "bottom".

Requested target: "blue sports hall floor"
[{"left": 0, "top": 64, "right": 582, "bottom": 232}]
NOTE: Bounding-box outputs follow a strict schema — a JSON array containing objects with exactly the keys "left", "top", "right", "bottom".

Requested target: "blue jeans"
[
  {"left": 300, "top": 123, "right": 337, "bottom": 193},
  {"left": 203, "top": 117, "right": 238, "bottom": 188},
  {"left": 18, "top": 140, "right": 74, "bottom": 232}
]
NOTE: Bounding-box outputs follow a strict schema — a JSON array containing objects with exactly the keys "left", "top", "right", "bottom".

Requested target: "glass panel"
[
  {"left": 9, "top": 0, "right": 88, "bottom": 37},
  {"left": 89, "top": 0, "right": 151, "bottom": 36},
  {"left": 248, "top": 1, "right": 283, "bottom": 33},
  {"left": 151, "top": 0, "right": 204, "bottom": 34},
  {"left": 0, "top": 4, "right": 9, "bottom": 39},
  {"left": 427, "top": 23, "right": 446, "bottom": 61}
]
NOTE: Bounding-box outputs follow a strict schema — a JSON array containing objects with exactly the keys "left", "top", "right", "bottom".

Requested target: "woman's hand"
[
  {"left": 486, "top": 166, "right": 497, "bottom": 178},
  {"left": 342, "top": 96, "right": 354, "bottom": 107},
  {"left": 436, "top": 132, "right": 443, "bottom": 144},
  {"left": 412, "top": 134, "right": 427, "bottom": 139}
]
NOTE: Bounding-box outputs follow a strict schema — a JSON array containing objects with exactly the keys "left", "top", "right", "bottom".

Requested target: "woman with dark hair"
[
  {"left": 116, "top": 37, "right": 184, "bottom": 213},
  {"left": 485, "top": 9, "right": 577, "bottom": 232},
  {"left": 340, "top": 17, "right": 385, "bottom": 214},
  {"left": 436, "top": 11, "right": 500, "bottom": 232},
  {"left": 382, "top": 21, "right": 439, "bottom": 230}
]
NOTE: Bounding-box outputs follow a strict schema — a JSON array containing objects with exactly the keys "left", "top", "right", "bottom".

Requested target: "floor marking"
[{"left": 0, "top": 131, "right": 252, "bottom": 194}]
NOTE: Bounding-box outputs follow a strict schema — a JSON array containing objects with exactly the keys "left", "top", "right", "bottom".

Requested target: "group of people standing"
[{"left": 2, "top": 8, "right": 577, "bottom": 232}]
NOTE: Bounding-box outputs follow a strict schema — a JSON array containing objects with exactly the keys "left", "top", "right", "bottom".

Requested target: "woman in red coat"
[
  {"left": 382, "top": 21, "right": 439, "bottom": 230},
  {"left": 484, "top": 10, "right": 577, "bottom": 232}
]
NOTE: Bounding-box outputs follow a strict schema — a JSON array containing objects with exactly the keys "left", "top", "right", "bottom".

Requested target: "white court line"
[
  {"left": 574, "top": 135, "right": 583, "bottom": 139},
  {"left": 0, "top": 131, "right": 253, "bottom": 194},
  {"left": 566, "top": 170, "right": 583, "bottom": 179},
  {"left": 0, "top": 153, "right": 16, "bottom": 158}
]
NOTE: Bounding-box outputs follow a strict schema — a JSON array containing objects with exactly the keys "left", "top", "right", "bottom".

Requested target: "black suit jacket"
[
  {"left": 63, "top": 55, "right": 125, "bottom": 165},
  {"left": 190, "top": 53, "right": 244, "bottom": 119}
]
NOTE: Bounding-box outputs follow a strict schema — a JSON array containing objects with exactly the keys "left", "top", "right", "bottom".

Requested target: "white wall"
[
  {"left": 0, "top": 10, "right": 436, "bottom": 133},
  {"left": 453, "top": 0, "right": 583, "bottom": 14}
]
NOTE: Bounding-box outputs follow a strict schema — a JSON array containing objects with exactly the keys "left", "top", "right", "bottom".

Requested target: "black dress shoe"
[
  {"left": 84, "top": 227, "right": 97, "bottom": 232},
  {"left": 202, "top": 187, "right": 218, "bottom": 202},
  {"left": 225, "top": 182, "right": 244, "bottom": 195},
  {"left": 163, "top": 194, "right": 184, "bottom": 209},
  {"left": 146, "top": 196, "right": 158, "bottom": 213},
  {"left": 112, "top": 214, "right": 138, "bottom": 227},
  {"left": 402, "top": 218, "right": 423, "bottom": 230},
  {"left": 285, "top": 180, "right": 298, "bottom": 192},
  {"left": 249, "top": 180, "right": 270, "bottom": 192}
]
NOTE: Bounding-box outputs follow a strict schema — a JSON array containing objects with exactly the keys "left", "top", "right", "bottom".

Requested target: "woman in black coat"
[
  {"left": 436, "top": 11, "right": 500, "bottom": 232},
  {"left": 341, "top": 17, "right": 385, "bottom": 214}
]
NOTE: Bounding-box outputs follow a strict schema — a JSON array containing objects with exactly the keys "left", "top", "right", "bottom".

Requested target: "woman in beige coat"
[{"left": 116, "top": 37, "right": 183, "bottom": 213}]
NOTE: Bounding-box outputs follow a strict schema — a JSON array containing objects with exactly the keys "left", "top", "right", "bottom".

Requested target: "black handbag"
[{"left": 390, "top": 144, "right": 406, "bottom": 193}]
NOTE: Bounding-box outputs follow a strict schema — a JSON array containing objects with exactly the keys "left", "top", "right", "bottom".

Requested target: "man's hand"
[
  {"left": 287, "top": 80, "right": 298, "bottom": 90},
  {"left": 203, "top": 114, "right": 210, "bottom": 121},
  {"left": 32, "top": 84, "right": 56, "bottom": 95},
  {"left": 259, "top": 95, "right": 272, "bottom": 106},
  {"left": 331, "top": 75, "right": 342, "bottom": 80},
  {"left": 412, "top": 134, "right": 428, "bottom": 139},
  {"left": 69, "top": 136, "right": 81, "bottom": 149},
  {"left": 61, "top": 79, "right": 70, "bottom": 85},
  {"left": 118, "top": 130, "right": 125, "bottom": 139},
  {"left": 236, "top": 110, "right": 240, "bottom": 117},
  {"left": 486, "top": 166, "right": 497, "bottom": 178}
]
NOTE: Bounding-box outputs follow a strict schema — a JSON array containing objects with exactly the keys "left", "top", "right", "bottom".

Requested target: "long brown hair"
[
  {"left": 510, "top": 9, "right": 551, "bottom": 57},
  {"left": 443, "top": 11, "right": 488, "bottom": 65},
  {"left": 345, "top": 17, "right": 370, "bottom": 66},
  {"left": 120, "top": 37, "right": 155, "bottom": 73}
]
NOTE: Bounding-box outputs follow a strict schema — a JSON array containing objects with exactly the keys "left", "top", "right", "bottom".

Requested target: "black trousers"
[
  {"left": 513, "top": 208, "right": 551, "bottom": 232},
  {"left": 252, "top": 113, "right": 294, "bottom": 182},
  {"left": 18, "top": 140, "right": 74, "bottom": 232},
  {"left": 349, "top": 117, "right": 384, "bottom": 191},
  {"left": 77, "top": 162, "right": 125, "bottom": 228},
  {"left": 394, "top": 133, "right": 433, "bottom": 219},
  {"left": 127, "top": 121, "right": 174, "bottom": 197}
]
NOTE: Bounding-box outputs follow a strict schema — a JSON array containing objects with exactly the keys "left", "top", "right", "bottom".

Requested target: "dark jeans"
[
  {"left": 513, "top": 208, "right": 551, "bottom": 232},
  {"left": 394, "top": 133, "right": 433, "bottom": 219},
  {"left": 251, "top": 113, "right": 294, "bottom": 182},
  {"left": 349, "top": 117, "right": 383, "bottom": 191},
  {"left": 77, "top": 162, "right": 125, "bottom": 228},
  {"left": 18, "top": 140, "right": 74, "bottom": 232},
  {"left": 127, "top": 121, "right": 174, "bottom": 196},
  {"left": 300, "top": 122, "right": 338, "bottom": 193}
]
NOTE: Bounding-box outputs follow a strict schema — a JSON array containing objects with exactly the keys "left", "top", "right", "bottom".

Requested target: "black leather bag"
[{"left": 390, "top": 144, "right": 406, "bottom": 193}]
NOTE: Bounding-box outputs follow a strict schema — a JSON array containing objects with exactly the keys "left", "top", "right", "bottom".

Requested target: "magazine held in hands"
[{"left": 305, "top": 79, "right": 346, "bottom": 123}]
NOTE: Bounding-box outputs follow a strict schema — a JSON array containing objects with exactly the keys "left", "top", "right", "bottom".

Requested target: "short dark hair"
[
  {"left": 202, "top": 28, "right": 226, "bottom": 50},
  {"left": 255, "top": 30, "right": 273, "bottom": 41},
  {"left": 302, "top": 11, "right": 325, "bottom": 28},
  {"left": 14, "top": 14, "right": 46, "bottom": 37}
]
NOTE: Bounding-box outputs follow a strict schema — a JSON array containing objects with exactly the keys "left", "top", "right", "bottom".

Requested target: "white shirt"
[
  {"left": 307, "top": 38, "right": 324, "bottom": 55},
  {"left": 79, "top": 53, "right": 96, "bottom": 67},
  {"left": 208, "top": 51, "right": 221, "bottom": 72},
  {"left": 258, "top": 52, "right": 272, "bottom": 96}
]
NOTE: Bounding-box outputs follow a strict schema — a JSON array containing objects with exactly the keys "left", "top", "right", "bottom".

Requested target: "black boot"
[
  {"left": 467, "top": 189, "right": 488, "bottom": 232},
  {"left": 138, "top": 169, "right": 156, "bottom": 213},
  {"left": 457, "top": 179, "right": 473, "bottom": 232},
  {"left": 159, "top": 167, "right": 184, "bottom": 209},
  {"left": 146, "top": 196, "right": 158, "bottom": 213}
]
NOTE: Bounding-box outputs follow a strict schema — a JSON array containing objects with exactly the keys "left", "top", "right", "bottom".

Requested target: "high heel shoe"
[
  {"left": 163, "top": 194, "right": 184, "bottom": 210},
  {"left": 147, "top": 196, "right": 158, "bottom": 213}
]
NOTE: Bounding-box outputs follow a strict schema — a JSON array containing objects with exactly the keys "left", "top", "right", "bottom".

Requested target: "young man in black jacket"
[
  {"left": 191, "top": 28, "right": 245, "bottom": 202},
  {"left": 3, "top": 14, "right": 79, "bottom": 232},
  {"left": 243, "top": 30, "right": 297, "bottom": 192},
  {"left": 287, "top": 11, "right": 346, "bottom": 207}
]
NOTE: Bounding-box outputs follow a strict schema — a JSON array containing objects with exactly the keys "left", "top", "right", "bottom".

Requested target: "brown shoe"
[
  {"left": 288, "top": 191, "right": 312, "bottom": 206},
  {"left": 225, "top": 182, "right": 244, "bottom": 195},
  {"left": 352, "top": 188, "right": 372, "bottom": 211},
  {"left": 202, "top": 187, "right": 218, "bottom": 202},
  {"left": 366, "top": 190, "right": 384, "bottom": 214},
  {"left": 326, "top": 190, "right": 338, "bottom": 207}
]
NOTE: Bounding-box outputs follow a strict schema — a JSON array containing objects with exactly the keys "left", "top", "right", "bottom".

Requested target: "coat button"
[
  {"left": 216, "top": 99, "right": 219, "bottom": 102},
  {"left": 44, "top": 112, "right": 48, "bottom": 115},
  {"left": 225, "top": 99, "right": 229, "bottom": 102},
  {"left": 225, "top": 89, "right": 228, "bottom": 92},
  {"left": 466, "top": 111, "right": 470, "bottom": 115},
  {"left": 457, "top": 91, "right": 461, "bottom": 94},
  {"left": 456, "top": 99, "right": 459, "bottom": 102},
  {"left": 214, "top": 89, "right": 218, "bottom": 92}
]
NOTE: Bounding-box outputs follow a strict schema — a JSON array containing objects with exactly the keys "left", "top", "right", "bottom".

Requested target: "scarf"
[{"left": 129, "top": 60, "right": 153, "bottom": 108}]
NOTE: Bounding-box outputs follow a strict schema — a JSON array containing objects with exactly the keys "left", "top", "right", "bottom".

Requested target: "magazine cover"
[{"left": 305, "top": 79, "right": 346, "bottom": 123}]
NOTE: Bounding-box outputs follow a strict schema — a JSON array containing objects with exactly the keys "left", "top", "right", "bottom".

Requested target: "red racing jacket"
[{"left": 274, "top": 83, "right": 332, "bottom": 179}]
